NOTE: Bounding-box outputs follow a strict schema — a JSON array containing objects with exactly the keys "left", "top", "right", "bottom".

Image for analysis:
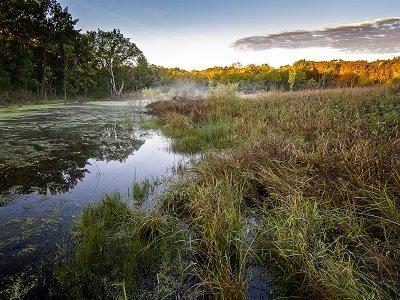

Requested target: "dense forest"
[
  {"left": 1, "top": 0, "right": 400, "bottom": 103},
  {"left": 159, "top": 58, "right": 400, "bottom": 92},
  {"left": 0, "top": 0, "right": 158, "bottom": 101}
]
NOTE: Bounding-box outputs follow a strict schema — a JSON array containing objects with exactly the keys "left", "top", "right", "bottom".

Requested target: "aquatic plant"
[
  {"left": 0, "top": 103, "right": 143, "bottom": 195},
  {"left": 59, "top": 85, "right": 400, "bottom": 299},
  {"left": 150, "top": 85, "right": 400, "bottom": 299},
  {"left": 56, "top": 193, "right": 191, "bottom": 299},
  {"left": 131, "top": 179, "right": 155, "bottom": 205}
]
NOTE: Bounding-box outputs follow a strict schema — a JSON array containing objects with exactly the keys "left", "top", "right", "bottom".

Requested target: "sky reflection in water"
[{"left": 0, "top": 102, "right": 189, "bottom": 296}]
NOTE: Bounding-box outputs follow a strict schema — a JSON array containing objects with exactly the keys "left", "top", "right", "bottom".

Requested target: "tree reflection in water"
[{"left": 0, "top": 104, "right": 144, "bottom": 197}]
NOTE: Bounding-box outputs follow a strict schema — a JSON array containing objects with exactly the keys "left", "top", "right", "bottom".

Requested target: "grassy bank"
[
  {"left": 55, "top": 192, "right": 193, "bottom": 299},
  {"left": 151, "top": 85, "right": 400, "bottom": 298},
  {"left": 58, "top": 85, "right": 400, "bottom": 299}
]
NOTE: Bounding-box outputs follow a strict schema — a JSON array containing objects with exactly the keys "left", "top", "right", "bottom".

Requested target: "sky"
[{"left": 59, "top": 0, "right": 400, "bottom": 70}]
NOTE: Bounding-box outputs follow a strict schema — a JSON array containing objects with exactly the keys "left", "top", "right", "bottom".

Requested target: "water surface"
[{"left": 0, "top": 101, "right": 188, "bottom": 297}]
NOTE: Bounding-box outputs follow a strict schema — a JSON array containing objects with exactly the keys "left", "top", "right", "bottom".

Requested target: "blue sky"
[{"left": 59, "top": 0, "right": 400, "bottom": 69}]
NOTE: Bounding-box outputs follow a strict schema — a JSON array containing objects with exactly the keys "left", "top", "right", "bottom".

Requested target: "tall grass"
[
  {"left": 150, "top": 85, "right": 400, "bottom": 299},
  {"left": 56, "top": 193, "right": 190, "bottom": 299},
  {"left": 59, "top": 85, "right": 400, "bottom": 299},
  {"left": 162, "top": 174, "right": 249, "bottom": 299},
  {"left": 131, "top": 179, "right": 155, "bottom": 205}
]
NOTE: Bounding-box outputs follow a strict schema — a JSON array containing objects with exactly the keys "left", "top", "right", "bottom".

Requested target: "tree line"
[
  {"left": 1, "top": 1, "right": 399, "bottom": 102},
  {"left": 0, "top": 0, "right": 159, "bottom": 101},
  {"left": 158, "top": 58, "right": 400, "bottom": 92}
]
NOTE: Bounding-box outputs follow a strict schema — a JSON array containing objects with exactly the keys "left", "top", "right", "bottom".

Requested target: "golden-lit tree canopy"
[{"left": 157, "top": 58, "right": 400, "bottom": 91}]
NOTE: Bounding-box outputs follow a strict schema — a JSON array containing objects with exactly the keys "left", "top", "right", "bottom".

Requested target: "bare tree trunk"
[
  {"left": 109, "top": 59, "right": 118, "bottom": 98},
  {"left": 108, "top": 60, "right": 125, "bottom": 99},
  {"left": 41, "top": 55, "right": 47, "bottom": 100},
  {"left": 64, "top": 62, "right": 67, "bottom": 100},
  {"left": 118, "top": 81, "right": 124, "bottom": 98},
  {"left": 110, "top": 68, "right": 116, "bottom": 95}
]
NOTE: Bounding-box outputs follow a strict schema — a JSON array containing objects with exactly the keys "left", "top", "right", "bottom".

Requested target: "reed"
[
  {"left": 152, "top": 85, "right": 400, "bottom": 299},
  {"left": 60, "top": 85, "right": 400, "bottom": 299}
]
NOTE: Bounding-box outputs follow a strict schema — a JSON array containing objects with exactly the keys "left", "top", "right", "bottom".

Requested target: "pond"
[{"left": 0, "top": 101, "right": 189, "bottom": 297}]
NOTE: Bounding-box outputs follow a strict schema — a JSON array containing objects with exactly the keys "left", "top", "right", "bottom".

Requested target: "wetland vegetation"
[
  {"left": 152, "top": 85, "right": 400, "bottom": 299},
  {"left": 1, "top": 1, "right": 400, "bottom": 299},
  {"left": 0, "top": 101, "right": 189, "bottom": 298},
  {"left": 53, "top": 85, "right": 400, "bottom": 299},
  {"left": 0, "top": 102, "right": 144, "bottom": 196}
]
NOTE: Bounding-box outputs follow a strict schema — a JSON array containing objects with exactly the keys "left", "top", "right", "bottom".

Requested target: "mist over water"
[{"left": 142, "top": 81, "right": 208, "bottom": 101}]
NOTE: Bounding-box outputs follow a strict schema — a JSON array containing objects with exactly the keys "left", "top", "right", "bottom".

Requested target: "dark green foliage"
[
  {"left": 56, "top": 193, "right": 189, "bottom": 299},
  {"left": 0, "top": 1, "right": 156, "bottom": 102},
  {"left": 0, "top": 0, "right": 79, "bottom": 100},
  {"left": 86, "top": 29, "right": 144, "bottom": 98}
]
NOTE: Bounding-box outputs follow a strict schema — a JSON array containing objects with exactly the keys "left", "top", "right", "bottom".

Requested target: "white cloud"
[{"left": 233, "top": 17, "right": 400, "bottom": 54}]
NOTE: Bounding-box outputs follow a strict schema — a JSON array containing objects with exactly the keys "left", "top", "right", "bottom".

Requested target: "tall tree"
[
  {"left": 0, "top": 0, "right": 79, "bottom": 99},
  {"left": 87, "top": 29, "right": 144, "bottom": 98}
]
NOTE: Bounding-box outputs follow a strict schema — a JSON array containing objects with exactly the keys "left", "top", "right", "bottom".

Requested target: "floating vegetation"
[
  {"left": 0, "top": 101, "right": 155, "bottom": 297},
  {"left": 0, "top": 204, "right": 64, "bottom": 299},
  {"left": 0, "top": 103, "right": 69, "bottom": 121},
  {"left": 5, "top": 275, "right": 39, "bottom": 300},
  {"left": 0, "top": 102, "right": 144, "bottom": 196}
]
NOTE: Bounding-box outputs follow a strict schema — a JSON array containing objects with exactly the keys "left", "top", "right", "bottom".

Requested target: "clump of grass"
[
  {"left": 148, "top": 98, "right": 206, "bottom": 122},
  {"left": 259, "top": 195, "right": 398, "bottom": 299},
  {"left": 147, "top": 97, "right": 236, "bottom": 152},
  {"left": 131, "top": 179, "right": 155, "bottom": 205},
  {"left": 143, "top": 107, "right": 235, "bottom": 152},
  {"left": 121, "top": 112, "right": 135, "bottom": 131},
  {"left": 139, "top": 118, "right": 162, "bottom": 130},
  {"left": 162, "top": 117, "right": 234, "bottom": 153},
  {"left": 151, "top": 85, "right": 400, "bottom": 298},
  {"left": 161, "top": 111, "right": 193, "bottom": 128},
  {"left": 56, "top": 193, "right": 190, "bottom": 299},
  {"left": 162, "top": 174, "right": 249, "bottom": 299}
]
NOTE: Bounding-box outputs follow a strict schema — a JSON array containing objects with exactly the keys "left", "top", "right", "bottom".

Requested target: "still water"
[{"left": 0, "top": 101, "right": 188, "bottom": 297}]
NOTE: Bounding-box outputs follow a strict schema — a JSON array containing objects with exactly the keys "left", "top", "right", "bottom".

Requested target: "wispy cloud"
[
  {"left": 232, "top": 18, "right": 400, "bottom": 54},
  {"left": 149, "top": 8, "right": 167, "bottom": 17}
]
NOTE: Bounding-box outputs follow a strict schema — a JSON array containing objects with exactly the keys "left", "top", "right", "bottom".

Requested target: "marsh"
[{"left": 0, "top": 101, "right": 189, "bottom": 297}]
